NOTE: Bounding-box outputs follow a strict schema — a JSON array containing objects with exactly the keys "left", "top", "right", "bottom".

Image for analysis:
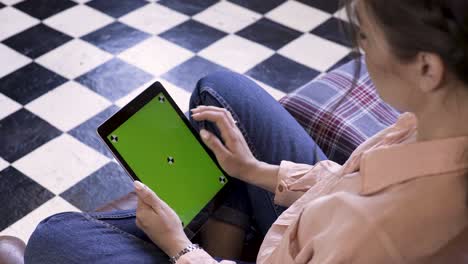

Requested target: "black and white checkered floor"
[{"left": 0, "top": 0, "right": 351, "bottom": 242}]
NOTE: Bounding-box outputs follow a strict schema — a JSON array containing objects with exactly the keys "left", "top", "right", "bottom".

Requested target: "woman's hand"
[
  {"left": 191, "top": 105, "right": 260, "bottom": 180},
  {"left": 134, "top": 181, "right": 191, "bottom": 257}
]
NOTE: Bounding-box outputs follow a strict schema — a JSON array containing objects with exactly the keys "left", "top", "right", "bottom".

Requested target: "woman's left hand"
[{"left": 134, "top": 181, "right": 191, "bottom": 257}]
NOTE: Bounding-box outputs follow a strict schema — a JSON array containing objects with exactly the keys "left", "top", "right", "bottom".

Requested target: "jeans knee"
[
  {"left": 24, "top": 212, "right": 84, "bottom": 262},
  {"left": 190, "top": 70, "right": 251, "bottom": 108},
  {"left": 196, "top": 70, "right": 251, "bottom": 94},
  {"left": 197, "top": 70, "right": 237, "bottom": 87},
  {"left": 190, "top": 71, "right": 229, "bottom": 107}
]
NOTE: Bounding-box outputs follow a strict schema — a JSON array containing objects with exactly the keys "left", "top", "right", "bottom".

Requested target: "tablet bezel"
[{"left": 97, "top": 81, "right": 229, "bottom": 237}]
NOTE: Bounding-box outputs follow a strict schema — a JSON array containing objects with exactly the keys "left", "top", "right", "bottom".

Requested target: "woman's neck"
[{"left": 416, "top": 84, "right": 468, "bottom": 142}]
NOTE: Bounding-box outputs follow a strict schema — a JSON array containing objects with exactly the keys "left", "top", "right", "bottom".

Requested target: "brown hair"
[
  {"left": 340, "top": 0, "right": 468, "bottom": 204},
  {"left": 343, "top": 0, "right": 468, "bottom": 85},
  {"left": 314, "top": 0, "right": 468, "bottom": 163}
]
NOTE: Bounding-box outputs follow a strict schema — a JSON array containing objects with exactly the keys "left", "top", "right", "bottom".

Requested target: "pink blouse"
[{"left": 179, "top": 113, "right": 468, "bottom": 263}]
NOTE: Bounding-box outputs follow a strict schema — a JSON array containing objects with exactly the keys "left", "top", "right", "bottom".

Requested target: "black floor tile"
[
  {"left": 81, "top": 22, "right": 150, "bottom": 55},
  {"left": 311, "top": 17, "right": 352, "bottom": 47},
  {"left": 158, "top": 0, "right": 218, "bottom": 16},
  {"left": 69, "top": 106, "right": 120, "bottom": 158},
  {"left": 60, "top": 162, "right": 134, "bottom": 211},
  {"left": 159, "top": 20, "right": 227, "bottom": 53},
  {"left": 297, "top": 0, "right": 342, "bottom": 13},
  {"left": 14, "top": 0, "right": 77, "bottom": 20},
  {"left": 76, "top": 58, "right": 154, "bottom": 101},
  {"left": 0, "top": 167, "right": 54, "bottom": 230},
  {"left": 0, "top": 109, "right": 62, "bottom": 162},
  {"left": 246, "top": 54, "right": 320, "bottom": 93},
  {"left": 0, "top": 63, "right": 67, "bottom": 105},
  {"left": 86, "top": 0, "right": 148, "bottom": 18},
  {"left": 327, "top": 51, "right": 360, "bottom": 72},
  {"left": 236, "top": 18, "right": 301, "bottom": 50},
  {"left": 228, "top": 0, "right": 286, "bottom": 14},
  {"left": 2, "top": 24, "right": 72, "bottom": 59},
  {"left": 161, "top": 56, "right": 229, "bottom": 92}
]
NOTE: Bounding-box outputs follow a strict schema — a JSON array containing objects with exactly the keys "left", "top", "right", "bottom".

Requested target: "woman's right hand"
[{"left": 191, "top": 105, "right": 260, "bottom": 180}]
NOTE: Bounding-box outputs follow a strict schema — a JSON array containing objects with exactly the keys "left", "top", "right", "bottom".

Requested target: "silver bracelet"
[{"left": 169, "top": 244, "right": 202, "bottom": 264}]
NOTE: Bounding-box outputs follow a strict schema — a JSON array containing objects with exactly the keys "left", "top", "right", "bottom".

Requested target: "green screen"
[{"left": 108, "top": 93, "right": 227, "bottom": 226}]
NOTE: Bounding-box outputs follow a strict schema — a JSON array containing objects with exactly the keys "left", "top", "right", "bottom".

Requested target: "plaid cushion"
[{"left": 279, "top": 59, "right": 400, "bottom": 164}]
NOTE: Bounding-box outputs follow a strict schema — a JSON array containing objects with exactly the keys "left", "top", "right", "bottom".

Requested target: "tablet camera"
[
  {"left": 158, "top": 95, "right": 165, "bottom": 103},
  {"left": 219, "top": 176, "right": 227, "bottom": 184},
  {"left": 167, "top": 156, "right": 175, "bottom": 165},
  {"left": 110, "top": 135, "right": 118, "bottom": 143}
]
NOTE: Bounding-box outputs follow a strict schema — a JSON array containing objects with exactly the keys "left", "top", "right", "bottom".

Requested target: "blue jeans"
[{"left": 24, "top": 71, "right": 327, "bottom": 264}]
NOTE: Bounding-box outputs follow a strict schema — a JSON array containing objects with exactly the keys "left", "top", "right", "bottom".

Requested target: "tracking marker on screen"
[
  {"left": 158, "top": 95, "right": 165, "bottom": 103},
  {"left": 219, "top": 176, "right": 227, "bottom": 184},
  {"left": 110, "top": 135, "right": 118, "bottom": 143},
  {"left": 167, "top": 156, "right": 175, "bottom": 165}
]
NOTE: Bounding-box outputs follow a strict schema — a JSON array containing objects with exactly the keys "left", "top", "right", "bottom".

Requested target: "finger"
[
  {"left": 136, "top": 198, "right": 155, "bottom": 230},
  {"left": 191, "top": 111, "right": 237, "bottom": 142},
  {"left": 136, "top": 192, "right": 153, "bottom": 210},
  {"left": 191, "top": 105, "right": 225, "bottom": 113},
  {"left": 199, "top": 129, "right": 231, "bottom": 161},
  {"left": 191, "top": 105, "right": 226, "bottom": 114},
  {"left": 134, "top": 181, "right": 164, "bottom": 210},
  {"left": 136, "top": 194, "right": 153, "bottom": 216},
  {"left": 192, "top": 106, "right": 237, "bottom": 127},
  {"left": 194, "top": 106, "right": 237, "bottom": 126}
]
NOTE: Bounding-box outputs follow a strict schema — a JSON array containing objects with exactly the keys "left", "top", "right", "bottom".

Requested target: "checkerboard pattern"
[{"left": 0, "top": 0, "right": 352, "bottom": 242}]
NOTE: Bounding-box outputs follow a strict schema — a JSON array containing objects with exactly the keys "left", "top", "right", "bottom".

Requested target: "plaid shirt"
[{"left": 279, "top": 59, "right": 400, "bottom": 165}]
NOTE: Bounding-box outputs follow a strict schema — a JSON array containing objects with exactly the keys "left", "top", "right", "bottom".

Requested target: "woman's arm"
[
  {"left": 258, "top": 192, "right": 394, "bottom": 264},
  {"left": 191, "top": 106, "right": 339, "bottom": 206},
  {"left": 241, "top": 161, "right": 279, "bottom": 193},
  {"left": 191, "top": 106, "right": 285, "bottom": 193},
  {"left": 134, "top": 181, "right": 237, "bottom": 264}
]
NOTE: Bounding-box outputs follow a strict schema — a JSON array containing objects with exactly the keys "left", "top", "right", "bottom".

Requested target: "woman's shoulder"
[
  {"left": 344, "top": 113, "right": 417, "bottom": 168},
  {"left": 358, "top": 173, "right": 467, "bottom": 260}
]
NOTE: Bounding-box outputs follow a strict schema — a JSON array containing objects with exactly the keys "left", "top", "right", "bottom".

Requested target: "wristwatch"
[{"left": 169, "top": 244, "right": 202, "bottom": 264}]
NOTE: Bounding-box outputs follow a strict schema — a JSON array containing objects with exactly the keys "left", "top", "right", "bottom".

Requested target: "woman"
[{"left": 25, "top": 0, "right": 468, "bottom": 263}]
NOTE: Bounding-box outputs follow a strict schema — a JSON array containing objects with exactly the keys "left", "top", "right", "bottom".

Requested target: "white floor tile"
[
  {"left": 13, "top": 134, "right": 110, "bottom": 194},
  {"left": 193, "top": 1, "right": 261, "bottom": 33},
  {"left": 252, "top": 79, "right": 287, "bottom": 101},
  {"left": 44, "top": 5, "right": 114, "bottom": 37},
  {"left": 3, "top": 196, "right": 80, "bottom": 243},
  {"left": 0, "top": 43, "right": 31, "bottom": 78},
  {"left": 0, "top": 0, "right": 24, "bottom": 5},
  {"left": 0, "top": 226, "right": 22, "bottom": 240},
  {"left": 119, "top": 3, "right": 189, "bottom": 35},
  {"left": 0, "top": 93, "right": 21, "bottom": 120},
  {"left": 115, "top": 78, "right": 191, "bottom": 112},
  {"left": 115, "top": 78, "right": 157, "bottom": 108},
  {"left": 334, "top": 7, "right": 350, "bottom": 22},
  {"left": 36, "top": 39, "right": 113, "bottom": 79},
  {"left": 71, "top": 0, "right": 92, "bottom": 4},
  {"left": 118, "top": 36, "right": 194, "bottom": 76},
  {"left": 25, "top": 81, "right": 111, "bottom": 131},
  {"left": 0, "top": 7, "right": 39, "bottom": 41},
  {"left": 162, "top": 80, "right": 191, "bottom": 112},
  {"left": 278, "top": 33, "right": 350, "bottom": 72},
  {"left": 266, "top": 1, "right": 331, "bottom": 32},
  {"left": 199, "top": 35, "right": 274, "bottom": 73},
  {"left": 0, "top": 157, "right": 8, "bottom": 172}
]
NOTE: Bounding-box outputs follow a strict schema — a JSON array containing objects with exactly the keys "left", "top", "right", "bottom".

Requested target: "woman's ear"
[{"left": 417, "top": 52, "right": 445, "bottom": 93}]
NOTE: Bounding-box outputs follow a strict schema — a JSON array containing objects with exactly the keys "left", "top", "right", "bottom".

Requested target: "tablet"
[{"left": 97, "top": 81, "right": 229, "bottom": 236}]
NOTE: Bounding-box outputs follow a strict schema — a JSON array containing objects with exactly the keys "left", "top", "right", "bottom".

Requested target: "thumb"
[
  {"left": 134, "top": 181, "right": 163, "bottom": 209},
  {"left": 199, "top": 129, "right": 230, "bottom": 160}
]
